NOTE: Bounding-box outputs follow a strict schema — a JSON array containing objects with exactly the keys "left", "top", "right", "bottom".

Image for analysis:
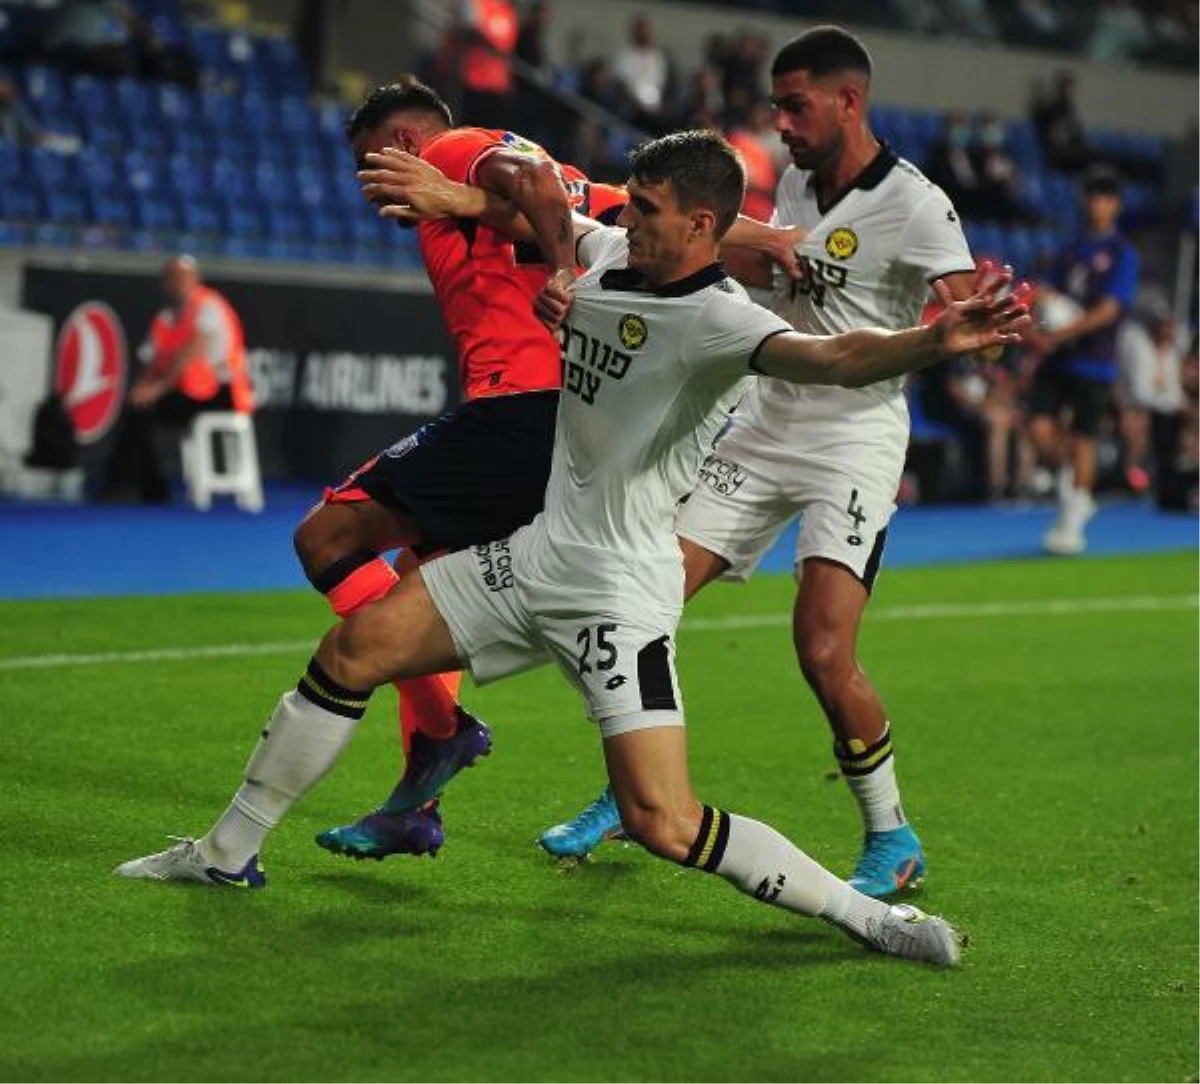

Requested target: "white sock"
[
  {"left": 818, "top": 877, "right": 893, "bottom": 940},
  {"left": 837, "top": 725, "right": 908, "bottom": 834},
  {"left": 693, "top": 808, "right": 853, "bottom": 919},
  {"left": 202, "top": 675, "right": 365, "bottom": 870}
]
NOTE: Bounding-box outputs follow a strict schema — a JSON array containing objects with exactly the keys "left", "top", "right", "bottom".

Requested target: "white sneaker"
[
  {"left": 114, "top": 838, "right": 266, "bottom": 888},
  {"left": 1043, "top": 491, "right": 1095, "bottom": 556},
  {"left": 861, "top": 903, "right": 963, "bottom": 967}
]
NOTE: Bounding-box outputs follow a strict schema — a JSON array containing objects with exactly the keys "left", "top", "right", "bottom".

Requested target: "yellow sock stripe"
[
  {"left": 695, "top": 809, "right": 724, "bottom": 870},
  {"left": 838, "top": 739, "right": 893, "bottom": 774},
  {"left": 300, "top": 672, "right": 368, "bottom": 711}
]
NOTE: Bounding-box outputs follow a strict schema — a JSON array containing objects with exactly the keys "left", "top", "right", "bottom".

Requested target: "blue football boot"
[
  {"left": 847, "top": 825, "right": 926, "bottom": 898},
  {"left": 315, "top": 802, "right": 444, "bottom": 861},
  {"left": 538, "top": 785, "right": 625, "bottom": 859}
]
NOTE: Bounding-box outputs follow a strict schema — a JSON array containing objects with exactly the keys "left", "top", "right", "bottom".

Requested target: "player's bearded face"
[{"left": 771, "top": 73, "right": 843, "bottom": 170}]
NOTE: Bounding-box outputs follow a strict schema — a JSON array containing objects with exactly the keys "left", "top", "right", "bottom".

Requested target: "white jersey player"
[
  {"left": 542, "top": 27, "right": 985, "bottom": 898},
  {"left": 116, "top": 128, "right": 1028, "bottom": 967}
]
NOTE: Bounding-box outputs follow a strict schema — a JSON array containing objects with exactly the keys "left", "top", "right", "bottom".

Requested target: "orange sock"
[
  {"left": 389, "top": 549, "right": 465, "bottom": 753},
  {"left": 396, "top": 671, "right": 464, "bottom": 752}
]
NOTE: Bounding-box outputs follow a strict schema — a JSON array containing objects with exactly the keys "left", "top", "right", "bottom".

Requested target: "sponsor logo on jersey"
[
  {"left": 618, "top": 313, "right": 648, "bottom": 350},
  {"left": 824, "top": 226, "right": 858, "bottom": 261},
  {"left": 500, "top": 131, "right": 543, "bottom": 157},
  {"left": 53, "top": 301, "right": 128, "bottom": 444}
]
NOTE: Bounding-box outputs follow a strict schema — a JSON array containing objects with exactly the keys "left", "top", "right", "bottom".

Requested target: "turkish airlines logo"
[{"left": 54, "top": 302, "right": 128, "bottom": 444}]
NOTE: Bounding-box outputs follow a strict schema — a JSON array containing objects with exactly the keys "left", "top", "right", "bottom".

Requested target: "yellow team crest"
[
  {"left": 824, "top": 227, "right": 858, "bottom": 260},
  {"left": 618, "top": 314, "right": 648, "bottom": 350}
]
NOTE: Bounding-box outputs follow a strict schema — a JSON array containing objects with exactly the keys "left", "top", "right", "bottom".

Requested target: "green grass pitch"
[{"left": 0, "top": 552, "right": 1195, "bottom": 1083}]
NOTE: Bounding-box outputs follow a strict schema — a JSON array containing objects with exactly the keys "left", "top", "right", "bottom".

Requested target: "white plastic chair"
[{"left": 181, "top": 411, "right": 264, "bottom": 512}]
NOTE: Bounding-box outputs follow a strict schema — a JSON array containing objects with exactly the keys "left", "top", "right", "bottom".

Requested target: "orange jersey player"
[{"left": 283, "top": 78, "right": 628, "bottom": 865}]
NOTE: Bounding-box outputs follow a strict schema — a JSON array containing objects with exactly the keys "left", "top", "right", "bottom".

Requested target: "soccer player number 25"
[{"left": 576, "top": 623, "right": 619, "bottom": 676}]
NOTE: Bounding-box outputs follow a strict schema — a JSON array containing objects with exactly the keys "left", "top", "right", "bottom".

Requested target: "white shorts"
[
  {"left": 421, "top": 532, "right": 685, "bottom": 734},
  {"left": 675, "top": 420, "right": 900, "bottom": 587}
]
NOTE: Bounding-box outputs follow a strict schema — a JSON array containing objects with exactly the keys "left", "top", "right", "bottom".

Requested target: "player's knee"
[
  {"left": 293, "top": 511, "right": 350, "bottom": 585},
  {"left": 320, "top": 612, "right": 385, "bottom": 690},
  {"left": 795, "top": 626, "right": 847, "bottom": 687}
]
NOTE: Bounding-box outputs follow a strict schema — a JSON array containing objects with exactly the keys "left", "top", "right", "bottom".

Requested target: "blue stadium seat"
[
  {"left": 0, "top": 186, "right": 40, "bottom": 221},
  {"left": 211, "top": 157, "right": 257, "bottom": 202},
  {"left": 113, "top": 77, "right": 159, "bottom": 123},
  {"left": 166, "top": 152, "right": 214, "bottom": 199},
  {"left": 91, "top": 193, "right": 134, "bottom": 228},
  {"left": 264, "top": 208, "right": 303, "bottom": 241},
  {"left": 83, "top": 117, "right": 129, "bottom": 153},
  {"left": 181, "top": 199, "right": 223, "bottom": 235},
  {"left": 964, "top": 221, "right": 1005, "bottom": 261},
  {"left": 20, "top": 65, "right": 68, "bottom": 113},
  {"left": 0, "top": 143, "right": 26, "bottom": 182},
  {"left": 1004, "top": 226, "right": 1037, "bottom": 276},
  {"left": 0, "top": 221, "right": 32, "bottom": 246},
  {"left": 223, "top": 200, "right": 263, "bottom": 239},
  {"left": 69, "top": 73, "right": 117, "bottom": 116},
  {"left": 277, "top": 96, "right": 316, "bottom": 137},
  {"left": 32, "top": 222, "right": 78, "bottom": 247},
  {"left": 240, "top": 93, "right": 278, "bottom": 133},
  {"left": 220, "top": 235, "right": 268, "bottom": 259},
  {"left": 157, "top": 83, "right": 199, "bottom": 124},
  {"left": 170, "top": 126, "right": 213, "bottom": 159},
  {"left": 45, "top": 191, "right": 87, "bottom": 225},
  {"left": 134, "top": 196, "right": 181, "bottom": 231},
  {"left": 29, "top": 147, "right": 71, "bottom": 188}
]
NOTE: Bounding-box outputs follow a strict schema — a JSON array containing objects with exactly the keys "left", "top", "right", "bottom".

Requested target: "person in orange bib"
[{"left": 101, "top": 255, "right": 252, "bottom": 503}]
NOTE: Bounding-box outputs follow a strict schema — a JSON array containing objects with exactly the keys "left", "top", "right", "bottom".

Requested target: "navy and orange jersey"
[{"left": 418, "top": 127, "right": 576, "bottom": 401}]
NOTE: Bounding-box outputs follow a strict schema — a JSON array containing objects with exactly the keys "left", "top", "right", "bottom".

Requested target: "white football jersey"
[
  {"left": 526, "top": 226, "right": 791, "bottom": 594},
  {"left": 746, "top": 146, "right": 974, "bottom": 461}
]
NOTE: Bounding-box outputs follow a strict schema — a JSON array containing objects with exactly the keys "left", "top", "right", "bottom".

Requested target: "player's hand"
[
  {"left": 767, "top": 224, "right": 807, "bottom": 280},
  {"left": 967, "top": 258, "right": 1034, "bottom": 362},
  {"left": 360, "top": 149, "right": 471, "bottom": 222},
  {"left": 534, "top": 268, "right": 576, "bottom": 331},
  {"left": 931, "top": 266, "right": 1033, "bottom": 357},
  {"left": 129, "top": 379, "right": 163, "bottom": 408}
]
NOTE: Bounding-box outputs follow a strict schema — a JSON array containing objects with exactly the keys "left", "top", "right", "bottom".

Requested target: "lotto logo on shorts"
[
  {"left": 473, "top": 539, "right": 514, "bottom": 592},
  {"left": 696, "top": 454, "right": 747, "bottom": 495}
]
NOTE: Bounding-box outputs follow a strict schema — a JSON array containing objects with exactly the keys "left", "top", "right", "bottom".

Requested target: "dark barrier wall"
[{"left": 22, "top": 262, "right": 459, "bottom": 485}]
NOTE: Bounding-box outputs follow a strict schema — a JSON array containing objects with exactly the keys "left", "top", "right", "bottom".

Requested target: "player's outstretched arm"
[{"left": 754, "top": 269, "right": 1033, "bottom": 388}]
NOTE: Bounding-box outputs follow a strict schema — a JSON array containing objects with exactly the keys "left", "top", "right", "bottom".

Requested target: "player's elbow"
[{"left": 510, "top": 158, "right": 565, "bottom": 210}]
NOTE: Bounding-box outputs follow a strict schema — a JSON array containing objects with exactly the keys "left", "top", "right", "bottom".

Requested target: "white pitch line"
[{"left": 0, "top": 594, "right": 1193, "bottom": 672}]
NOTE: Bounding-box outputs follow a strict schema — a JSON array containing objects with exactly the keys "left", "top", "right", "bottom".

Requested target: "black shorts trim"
[
  {"left": 637, "top": 635, "right": 677, "bottom": 711},
  {"left": 349, "top": 391, "right": 559, "bottom": 556}
]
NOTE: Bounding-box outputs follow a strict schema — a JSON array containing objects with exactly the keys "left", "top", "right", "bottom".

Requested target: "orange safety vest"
[
  {"left": 461, "top": 0, "right": 517, "bottom": 94},
  {"left": 148, "top": 284, "right": 254, "bottom": 413}
]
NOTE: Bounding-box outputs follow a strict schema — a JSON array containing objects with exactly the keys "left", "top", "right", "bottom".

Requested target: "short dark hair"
[
  {"left": 628, "top": 130, "right": 746, "bottom": 237},
  {"left": 770, "top": 25, "right": 872, "bottom": 82},
  {"left": 345, "top": 77, "right": 453, "bottom": 142},
  {"left": 1082, "top": 164, "right": 1122, "bottom": 198}
]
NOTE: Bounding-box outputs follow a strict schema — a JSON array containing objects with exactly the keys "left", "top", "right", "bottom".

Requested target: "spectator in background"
[
  {"left": 612, "top": 12, "right": 671, "bottom": 134},
  {"left": 925, "top": 112, "right": 984, "bottom": 219},
  {"left": 1030, "top": 68, "right": 1093, "bottom": 175},
  {"left": 438, "top": 0, "right": 518, "bottom": 130},
  {"left": 727, "top": 101, "right": 779, "bottom": 221},
  {"left": 515, "top": 0, "right": 550, "bottom": 74},
  {"left": 1116, "top": 295, "right": 1190, "bottom": 498},
  {"left": 44, "top": 0, "right": 139, "bottom": 78},
  {"left": 1026, "top": 166, "right": 1139, "bottom": 555},
  {"left": 101, "top": 256, "right": 253, "bottom": 504},
  {"left": 0, "top": 73, "right": 45, "bottom": 146},
  {"left": 718, "top": 29, "right": 769, "bottom": 125},
  {"left": 974, "top": 111, "right": 1037, "bottom": 225}
]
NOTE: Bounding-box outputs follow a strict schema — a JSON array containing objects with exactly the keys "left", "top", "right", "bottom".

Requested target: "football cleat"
[
  {"left": 859, "top": 903, "right": 963, "bottom": 967},
  {"left": 848, "top": 825, "right": 927, "bottom": 898},
  {"left": 383, "top": 708, "right": 493, "bottom": 814},
  {"left": 538, "top": 785, "right": 625, "bottom": 859},
  {"left": 315, "top": 802, "right": 444, "bottom": 860},
  {"left": 114, "top": 837, "right": 266, "bottom": 888}
]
